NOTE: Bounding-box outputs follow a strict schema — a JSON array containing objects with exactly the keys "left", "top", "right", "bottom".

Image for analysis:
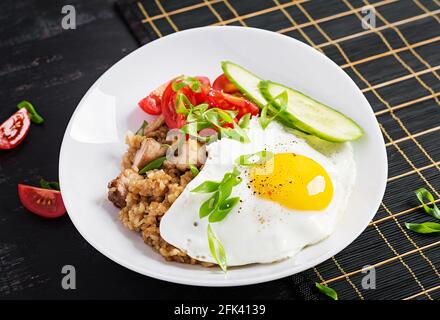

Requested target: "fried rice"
[{"left": 107, "top": 121, "right": 211, "bottom": 266}]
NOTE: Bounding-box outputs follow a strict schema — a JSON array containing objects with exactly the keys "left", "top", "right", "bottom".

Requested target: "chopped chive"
[
  {"left": 172, "top": 76, "right": 201, "bottom": 93},
  {"left": 238, "top": 113, "right": 251, "bottom": 129},
  {"left": 135, "top": 120, "right": 148, "bottom": 136},
  {"left": 208, "top": 197, "right": 240, "bottom": 223},
  {"left": 138, "top": 156, "right": 166, "bottom": 174},
  {"left": 39, "top": 178, "right": 60, "bottom": 191},
  {"left": 405, "top": 222, "right": 440, "bottom": 234},
  {"left": 17, "top": 100, "right": 44, "bottom": 124},
  {"left": 415, "top": 188, "right": 440, "bottom": 220},
  {"left": 315, "top": 283, "right": 338, "bottom": 300},
  {"left": 259, "top": 91, "right": 288, "bottom": 129},
  {"left": 191, "top": 181, "right": 220, "bottom": 193},
  {"left": 189, "top": 164, "right": 199, "bottom": 177},
  {"left": 199, "top": 192, "right": 219, "bottom": 219},
  {"left": 235, "top": 150, "right": 274, "bottom": 166},
  {"left": 207, "top": 224, "right": 227, "bottom": 273}
]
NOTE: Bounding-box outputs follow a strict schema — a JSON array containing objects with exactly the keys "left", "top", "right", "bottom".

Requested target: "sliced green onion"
[
  {"left": 208, "top": 197, "right": 240, "bottom": 223},
  {"left": 172, "top": 76, "right": 201, "bottom": 93},
  {"left": 315, "top": 283, "right": 338, "bottom": 300},
  {"left": 207, "top": 224, "right": 227, "bottom": 273},
  {"left": 194, "top": 168, "right": 241, "bottom": 220},
  {"left": 221, "top": 125, "right": 250, "bottom": 143},
  {"left": 405, "top": 222, "right": 440, "bottom": 234},
  {"left": 216, "top": 179, "right": 234, "bottom": 205},
  {"left": 200, "top": 192, "right": 219, "bottom": 218},
  {"left": 415, "top": 188, "right": 440, "bottom": 220},
  {"left": 238, "top": 113, "right": 251, "bottom": 129},
  {"left": 191, "top": 181, "right": 220, "bottom": 193},
  {"left": 135, "top": 120, "right": 148, "bottom": 136},
  {"left": 175, "top": 92, "right": 194, "bottom": 115},
  {"left": 138, "top": 156, "right": 166, "bottom": 174},
  {"left": 236, "top": 150, "right": 274, "bottom": 166},
  {"left": 259, "top": 91, "right": 288, "bottom": 129},
  {"left": 189, "top": 165, "right": 199, "bottom": 177},
  {"left": 17, "top": 100, "right": 44, "bottom": 124},
  {"left": 40, "top": 178, "right": 60, "bottom": 191}
]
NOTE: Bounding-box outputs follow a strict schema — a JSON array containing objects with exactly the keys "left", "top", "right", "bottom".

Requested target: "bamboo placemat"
[{"left": 116, "top": 0, "right": 440, "bottom": 300}]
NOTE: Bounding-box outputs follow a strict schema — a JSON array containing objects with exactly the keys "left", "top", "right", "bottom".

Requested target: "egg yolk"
[{"left": 249, "top": 153, "right": 333, "bottom": 211}]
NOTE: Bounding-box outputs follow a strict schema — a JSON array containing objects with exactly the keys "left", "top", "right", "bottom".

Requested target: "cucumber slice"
[
  {"left": 221, "top": 61, "right": 267, "bottom": 108},
  {"left": 259, "top": 80, "right": 363, "bottom": 142}
]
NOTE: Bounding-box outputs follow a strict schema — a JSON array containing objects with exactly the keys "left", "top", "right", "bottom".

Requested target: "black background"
[{"left": 0, "top": 0, "right": 304, "bottom": 299}]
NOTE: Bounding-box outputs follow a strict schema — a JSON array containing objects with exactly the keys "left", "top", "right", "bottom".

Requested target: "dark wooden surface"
[{"left": 0, "top": 0, "right": 303, "bottom": 300}]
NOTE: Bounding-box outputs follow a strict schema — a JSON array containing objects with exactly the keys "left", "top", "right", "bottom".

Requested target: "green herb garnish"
[
  {"left": 208, "top": 197, "right": 240, "bottom": 223},
  {"left": 207, "top": 224, "right": 227, "bottom": 273},
  {"left": 192, "top": 168, "right": 241, "bottom": 221},
  {"left": 172, "top": 76, "right": 202, "bottom": 93},
  {"left": 135, "top": 120, "right": 148, "bottom": 136},
  {"left": 415, "top": 188, "right": 440, "bottom": 220},
  {"left": 259, "top": 91, "right": 288, "bottom": 129},
  {"left": 40, "top": 178, "right": 60, "bottom": 191},
  {"left": 138, "top": 156, "right": 166, "bottom": 174},
  {"left": 405, "top": 222, "right": 440, "bottom": 234},
  {"left": 235, "top": 150, "right": 274, "bottom": 166},
  {"left": 177, "top": 95, "right": 250, "bottom": 143},
  {"left": 405, "top": 188, "right": 440, "bottom": 234},
  {"left": 17, "top": 100, "right": 44, "bottom": 124},
  {"left": 238, "top": 113, "right": 251, "bottom": 129},
  {"left": 192, "top": 181, "right": 220, "bottom": 193},
  {"left": 189, "top": 164, "right": 199, "bottom": 177},
  {"left": 315, "top": 283, "right": 338, "bottom": 300}
]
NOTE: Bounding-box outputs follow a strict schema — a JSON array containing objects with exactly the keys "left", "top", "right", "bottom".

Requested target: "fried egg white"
[{"left": 160, "top": 118, "right": 356, "bottom": 266}]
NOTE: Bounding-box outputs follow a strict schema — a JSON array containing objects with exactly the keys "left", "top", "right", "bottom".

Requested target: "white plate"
[{"left": 59, "top": 26, "right": 387, "bottom": 287}]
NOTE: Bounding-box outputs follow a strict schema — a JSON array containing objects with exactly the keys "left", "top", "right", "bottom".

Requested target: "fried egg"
[{"left": 160, "top": 118, "right": 356, "bottom": 266}]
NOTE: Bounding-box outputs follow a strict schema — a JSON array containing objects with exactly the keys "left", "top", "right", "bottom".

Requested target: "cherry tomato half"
[
  {"left": 138, "top": 81, "right": 170, "bottom": 115},
  {"left": 161, "top": 82, "right": 197, "bottom": 129},
  {"left": 18, "top": 184, "right": 66, "bottom": 218},
  {"left": 207, "top": 90, "right": 259, "bottom": 119},
  {"left": 191, "top": 76, "right": 211, "bottom": 105},
  {"left": 195, "top": 76, "right": 211, "bottom": 87},
  {"left": 213, "top": 74, "right": 240, "bottom": 94},
  {"left": 0, "top": 108, "right": 31, "bottom": 150}
]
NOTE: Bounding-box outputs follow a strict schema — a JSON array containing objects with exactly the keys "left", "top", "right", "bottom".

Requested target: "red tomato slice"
[
  {"left": 195, "top": 76, "right": 211, "bottom": 87},
  {"left": 138, "top": 81, "right": 170, "bottom": 115},
  {"left": 213, "top": 74, "right": 240, "bottom": 94},
  {"left": 207, "top": 90, "right": 259, "bottom": 119},
  {"left": 0, "top": 109, "right": 31, "bottom": 150},
  {"left": 191, "top": 76, "right": 211, "bottom": 105},
  {"left": 18, "top": 184, "right": 66, "bottom": 218},
  {"left": 161, "top": 82, "right": 197, "bottom": 129},
  {"left": 194, "top": 85, "right": 211, "bottom": 105}
]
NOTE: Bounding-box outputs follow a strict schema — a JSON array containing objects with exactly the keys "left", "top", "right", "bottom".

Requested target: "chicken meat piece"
[
  {"left": 107, "top": 174, "right": 129, "bottom": 208},
  {"left": 132, "top": 138, "right": 168, "bottom": 170},
  {"left": 144, "top": 115, "right": 165, "bottom": 135}
]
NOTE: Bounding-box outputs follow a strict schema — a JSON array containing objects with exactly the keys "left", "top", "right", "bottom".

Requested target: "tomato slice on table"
[
  {"left": 213, "top": 74, "right": 240, "bottom": 94},
  {"left": 138, "top": 81, "right": 170, "bottom": 115},
  {"left": 161, "top": 82, "right": 197, "bottom": 129},
  {"left": 18, "top": 184, "right": 66, "bottom": 218},
  {"left": 0, "top": 108, "right": 31, "bottom": 150},
  {"left": 207, "top": 90, "right": 259, "bottom": 119}
]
